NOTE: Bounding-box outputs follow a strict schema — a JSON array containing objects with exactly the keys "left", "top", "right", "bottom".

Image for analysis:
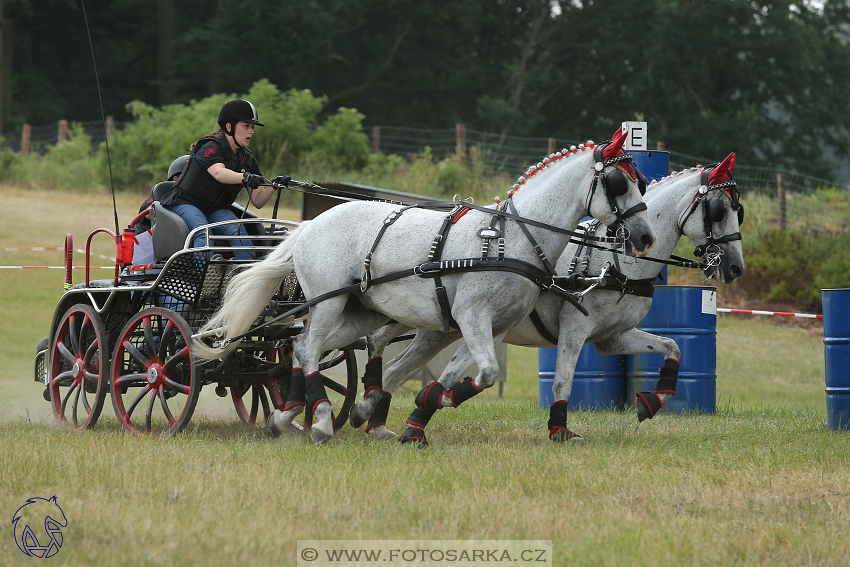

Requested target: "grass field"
[{"left": 1, "top": 185, "right": 848, "bottom": 566}]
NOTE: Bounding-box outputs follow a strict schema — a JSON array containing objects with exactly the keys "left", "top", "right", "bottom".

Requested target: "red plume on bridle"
[
  {"left": 708, "top": 152, "right": 736, "bottom": 186},
  {"left": 602, "top": 126, "right": 636, "bottom": 179}
]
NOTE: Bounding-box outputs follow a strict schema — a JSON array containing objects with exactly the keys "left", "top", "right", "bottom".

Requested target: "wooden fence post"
[
  {"left": 106, "top": 115, "right": 114, "bottom": 142},
  {"left": 21, "top": 123, "right": 31, "bottom": 155},
  {"left": 777, "top": 172, "right": 787, "bottom": 230},
  {"left": 547, "top": 138, "right": 556, "bottom": 155},
  {"left": 456, "top": 123, "right": 466, "bottom": 164},
  {"left": 58, "top": 119, "right": 69, "bottom": 144},
  {"left": 371, "top": 125, "right": 380, "bottom": 153}
]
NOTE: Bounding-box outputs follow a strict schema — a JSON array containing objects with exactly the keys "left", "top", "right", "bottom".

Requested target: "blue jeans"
[{"left": 168, "top": 203, "right": 256, "bottom": 260}]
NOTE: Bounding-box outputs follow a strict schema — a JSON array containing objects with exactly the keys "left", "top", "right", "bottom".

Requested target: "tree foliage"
[
  {"left": 6, "top": 0, "right": 850, "bottom": 178},
  {"left": 100, "top": 80, "right": 371, "bottom": 189}
]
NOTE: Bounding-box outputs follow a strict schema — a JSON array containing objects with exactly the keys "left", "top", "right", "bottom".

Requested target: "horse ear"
[
  {"left": 708, "top": 152, "right": 736, "bottom": 185},
  {"left": 602, "top": 126, "right": 627, "bottom": 160},
  {"left": 610, "top": 126, "right": 627, "bottom": 153}
]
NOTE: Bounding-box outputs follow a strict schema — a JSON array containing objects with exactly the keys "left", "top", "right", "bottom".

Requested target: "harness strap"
[
  {"left": 429, "top": 208, "right": 464, "bottom": 333},
  {"left": 529, "top": 309, "right": 559, "bottom": 345},
  {"left": 361, "top": 204, "right": 421, "bottom": 292},
  {"left": 507, "top": 199, "right": 558, "bottom": 278}
]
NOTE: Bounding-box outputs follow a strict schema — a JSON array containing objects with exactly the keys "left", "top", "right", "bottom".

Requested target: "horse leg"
[
  {"left": 267, "top": 301, "right": 390, "bottom": 438},
  {"left": 371, "top": 330, "right": 461, "bottom": 441},
  {"left": 400, "top": 321, "right": 502, "bottom": 446},
  {"left": 349, "top": 322, "right": 412, "bottom": 430},
  {"left": 547, "top": 326, "right": 588, "bottom": 443},
  {"left": 291, "top": 296, "right": 360, "bottom": 442},
  {"left": 594, "top": 329, "right": 680, "bottom": 422}
]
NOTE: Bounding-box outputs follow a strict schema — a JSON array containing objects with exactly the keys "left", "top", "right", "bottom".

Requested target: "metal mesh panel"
[{"left": 157, "top": 253, "right": 208, "bottom": 305}]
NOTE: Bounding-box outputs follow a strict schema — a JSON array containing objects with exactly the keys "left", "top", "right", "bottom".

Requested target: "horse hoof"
[
  {"left": 636, "top": 392, "right": 663, "bottom": 422},
  {"left": 549, "top": 427, "right": 584, "bottom": 443},
  {"left": 310, "top": 402, "right": 334, "bottom": 443},
  {"left": 349, "top": 402, "right": 369, "bottom": 429},
  {"left": 398, "top": 426, "right": 429, "bottom": 447},
  {"left": 266, "top": 410, "right": 284, "bottom": 438},
  {"left": 367, "top": 425, "right": 397, "bottom": 441}
]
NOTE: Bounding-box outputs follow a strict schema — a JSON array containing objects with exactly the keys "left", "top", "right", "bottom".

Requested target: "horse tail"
[{"left": 192, "top": 223, "right": 307, "bottom": 360}]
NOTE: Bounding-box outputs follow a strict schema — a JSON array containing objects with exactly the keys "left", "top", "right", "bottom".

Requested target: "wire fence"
[
  {"left": 3, "top": 120, "right": 844, "bottom": 199},
  {"left": 1, "top": 119, "right": 127, "bottom": 153},
  {"left": 369, "top": 125, "right": 584, "bottom": 178}
]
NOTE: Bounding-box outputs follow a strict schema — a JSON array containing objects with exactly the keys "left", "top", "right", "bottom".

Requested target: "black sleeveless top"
[{"left": 161, "top": 132, "right": 262, "bottom": 215}]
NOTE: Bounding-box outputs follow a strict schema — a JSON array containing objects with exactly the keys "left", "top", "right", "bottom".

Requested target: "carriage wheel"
[
  {"left": 231, "top": 348, "right": 285, "bottom": 427},
  {"left": 294, "top": 348, "right": 359, "bottom": 432},
  {"left": 49, "top": 304, "right": 109, "bottom": 429},
  {"left": 110, "top": 307, "right": 200, "bottom": 436}
]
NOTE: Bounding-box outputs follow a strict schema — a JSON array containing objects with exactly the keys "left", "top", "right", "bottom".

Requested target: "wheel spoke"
[
  {"left": 159, "top": 320, "right": 175, "bottom": 361},
  {"left": 164, "top": 377, "right": 190, "bottom": 395},
  {"left": 80, "top": 382, "right": 92, "bottom": 414},
  {"left": 71, "top": 383, "right": 82, "bottom": 427},
  {"left": 158, "top": 386, "right": 176, "bottom": 425},
  {"left": 57, "top": 341, "right": 75, "bottom": 365},
  {"left": 126, "top": 383, "right": 152, "bottom": 419},
  {"left": 145, "top": 390, "right": 156, "bottom": 434},
  {"left": 124, "top": 340, "right": 149, "bottom": 367},
  {"left": 68, "top": 314, "right": 80, "bottom": 355},
  {"left": 60, "top": 381, "right": 78, "bottom": 417},
  {"left": 143, "top": 316, "right": 157, "bottom": 362},
  {"left": 249, "top": 387, "right": 260, "bottom": 424},
  {"left": 258, "top": 386, "right": 271, "bottom": 421},
  {"left": 322, "top": 376, "right": 349, "bottom": 396},
  {"left": 53, "top": 371, "right": 73, "bottom": 386},
  {"left": 116, "top": 372, "right": 146, "bottom": 386},
  {"left": 84, "top": 338, "right": 99, "bottom": 365},
  {"left": 164, "top": 346, "right": 190, "bottom": 372}
]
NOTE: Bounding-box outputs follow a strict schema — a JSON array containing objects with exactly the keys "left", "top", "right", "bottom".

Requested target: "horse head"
[
  {"left": 586, "top": 126, "right": 656, "bottom": 256},
  {"left": 678, "top": 152, "right": 746, "bottom": 283}
]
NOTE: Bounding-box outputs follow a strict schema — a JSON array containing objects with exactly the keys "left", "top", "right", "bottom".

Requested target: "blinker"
[
  {"left": 705, "top": 197, "right": 745, "bottom": 226},
  {"left": 706, "top": 197, "right": 725, "bottom": 223},
  {"left": 604, "top": 168, "right": 629, "bottom": 197}
]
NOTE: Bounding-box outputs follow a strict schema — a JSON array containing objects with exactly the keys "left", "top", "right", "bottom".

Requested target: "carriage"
[{"left": 32, "top": 179, "right": 361, "bottom": 436}]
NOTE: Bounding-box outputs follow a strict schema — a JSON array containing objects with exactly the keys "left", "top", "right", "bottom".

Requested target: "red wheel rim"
[
  {"left": 49, "top": 304, "right": 108, "bottom": 429},
  {"left": 110, "top": 308, "right": 198, "bottom": 436}
]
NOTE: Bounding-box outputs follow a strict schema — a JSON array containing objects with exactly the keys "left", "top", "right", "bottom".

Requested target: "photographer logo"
[{"left": 12, "top": 496, "right": 67, "bottom": 559}]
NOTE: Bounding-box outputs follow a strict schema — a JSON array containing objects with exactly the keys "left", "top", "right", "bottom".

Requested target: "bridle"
[
  {"left": 587, "top": 142, "right": 649, "bottom": 238},
  {"left": 678, "top": 166, "right": 744, "bottom": 275}
]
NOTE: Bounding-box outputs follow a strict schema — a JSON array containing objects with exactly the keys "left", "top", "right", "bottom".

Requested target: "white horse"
[
  {"left": 354, "top": 152, "right": 745, "bottom": 445},
  {"left": 193, "top": 127, "right": 656, "bottom": 442}
]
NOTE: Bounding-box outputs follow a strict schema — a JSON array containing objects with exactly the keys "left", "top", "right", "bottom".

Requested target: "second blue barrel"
[
  {"left": 823, "top": 288, "right": 850, "bottom": 430},
  {"left": 539, "top": 346, "right": 626, "bottom": 410},
  {"left": 626, "top": 285, "right": 717, "bottom": 414}
]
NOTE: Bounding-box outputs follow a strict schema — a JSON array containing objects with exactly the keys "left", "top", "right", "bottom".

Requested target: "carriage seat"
[
  {"left": 150, "top": 199, "right": 265, "bottom": 262},
  {"left": 151, "top": 181, "right": 176, "bottom": 202}
]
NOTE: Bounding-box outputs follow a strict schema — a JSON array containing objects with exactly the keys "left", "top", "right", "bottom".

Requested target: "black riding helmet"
[
  {"left": 217, "top": 99, "right": 264, "bottom": 143},
  {"left": 167, "top": 155, "right": 190, "bottom": 181}
]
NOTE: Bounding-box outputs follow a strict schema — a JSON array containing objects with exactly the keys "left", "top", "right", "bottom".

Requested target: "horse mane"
[
  {"left": 498, "top": 141, "right": 598, "bottom": 202},
  {"left": 644, "top": 165, "right": 705, "bottom": 194}
]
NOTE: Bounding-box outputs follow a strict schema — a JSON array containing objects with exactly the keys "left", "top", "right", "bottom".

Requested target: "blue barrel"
[
  {"left": 626, "top": 286, "right": 717, "bottom": 414},
  {"left": 631, "top": 150, "right": 669, "bottom": 286},
  {"left": 823, "top": 289, "right": 850, "bottom": 430},
  {"left": 630, "top": 150, "right": 669, "bottom": 183},
  {"left": 539, "top": 345, "right": 626, "bottom": 410}
]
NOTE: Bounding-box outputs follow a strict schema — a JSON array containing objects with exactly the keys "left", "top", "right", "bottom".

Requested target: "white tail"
[{"left": 192, "top": 224, "right": 307, "bottom": 360}]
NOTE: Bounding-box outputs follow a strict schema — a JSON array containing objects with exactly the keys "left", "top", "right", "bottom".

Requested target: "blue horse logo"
[{"left": 12, "top": 496, "right": 68, "bottom": 558}]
